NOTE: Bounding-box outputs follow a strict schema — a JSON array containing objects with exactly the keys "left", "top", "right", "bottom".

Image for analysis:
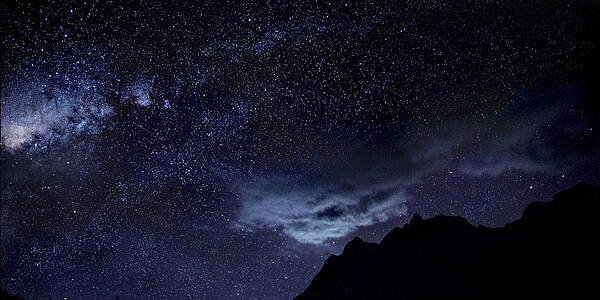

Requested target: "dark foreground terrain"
[{"left": 297, "top": 183, "right": 600, "bottom": 299}]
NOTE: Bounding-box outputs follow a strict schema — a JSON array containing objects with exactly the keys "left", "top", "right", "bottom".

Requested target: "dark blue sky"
[{"left": 2, "top": 0, "right": 599, "bottom": 299}]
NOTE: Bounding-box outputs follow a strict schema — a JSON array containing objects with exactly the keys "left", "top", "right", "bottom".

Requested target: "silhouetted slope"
[
  {"left": 296, "top": 183, "right": 600, "bottom": 300},
  {"left": 0, "top": 289, "right": 25, "bottom": 300}
]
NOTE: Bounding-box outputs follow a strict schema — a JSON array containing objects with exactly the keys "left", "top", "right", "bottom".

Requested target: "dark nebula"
[{"left": 1, "top": 0, "right": 599, "bottom": 299}]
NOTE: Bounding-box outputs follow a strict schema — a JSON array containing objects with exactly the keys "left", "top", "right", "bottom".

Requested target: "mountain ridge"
[{"left": 296, "top": 183, "right": 600, "bottom": 299}]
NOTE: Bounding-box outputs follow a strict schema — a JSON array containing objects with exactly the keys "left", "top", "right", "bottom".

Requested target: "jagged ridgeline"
[{"left": 297, "top": 183, "right": 600, "bottom": 300}]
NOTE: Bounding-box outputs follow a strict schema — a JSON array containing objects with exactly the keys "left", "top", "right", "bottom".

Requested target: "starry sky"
[{"left": 1, "top": 0, "right": 599, "bottom": 299}]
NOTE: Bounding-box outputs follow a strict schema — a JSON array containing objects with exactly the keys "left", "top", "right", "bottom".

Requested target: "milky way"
[
  {"left": 1, "top": 74, "right": 113, "bottom": 151},
  {"left": 1, "top": 1, "right": 599, "bottom": 299}
]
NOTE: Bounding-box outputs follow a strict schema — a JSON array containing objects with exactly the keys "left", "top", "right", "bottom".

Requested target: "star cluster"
[{"left": 2, "top": 0, "right": 599, "bottom": 299}]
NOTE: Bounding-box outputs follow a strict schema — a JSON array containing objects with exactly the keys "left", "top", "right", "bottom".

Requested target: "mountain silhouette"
[
  {"left": 0, "top": 289, "right": 25, "bottom": 300},
  {"left": 296, "top": 183, "right": 600, "bottom": 299}
]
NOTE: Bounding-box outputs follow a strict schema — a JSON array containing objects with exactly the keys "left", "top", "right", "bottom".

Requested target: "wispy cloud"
[
  {"left": 458, "top": 107, "right": 562, "bottom": 176},
  {"left": 236, "top": 175, "right": 409, "bottom": 244},
  {"left": 235, "top": 104, "right": 570, "bottom": 244}
]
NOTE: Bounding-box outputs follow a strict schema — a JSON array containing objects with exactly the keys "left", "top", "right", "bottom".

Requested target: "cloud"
[
  {"left": 458, "top": 107, "right": 561, "bottom": 176},
  {"left": 235, "top": 114, "right": 563, "bottom": 244},
  {"left": 236, "top": 176, "right": 409, "bottom": 244},
  {"left": 1, "top": 75, "right": 113, "bottom": 151},
  {"left": 235, "top": 102, "right": 573, "bottom": 245}
]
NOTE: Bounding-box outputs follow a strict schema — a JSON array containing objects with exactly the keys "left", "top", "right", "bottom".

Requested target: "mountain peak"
[
  {"left": 341, "top": 237, "right": 364, "bottom": 252},
  {"left": 410, "top": 213, "right": 423, "bottom": 224}
]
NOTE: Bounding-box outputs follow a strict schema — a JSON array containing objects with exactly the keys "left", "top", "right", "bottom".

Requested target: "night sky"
[{"left": 1, "top": 0, "right": 599, "bottom": 299}]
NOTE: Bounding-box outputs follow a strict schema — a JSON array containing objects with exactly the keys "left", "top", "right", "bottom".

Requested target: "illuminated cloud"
[{"left": 237, "top": 176, "right": 409, "bottom": 244}]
